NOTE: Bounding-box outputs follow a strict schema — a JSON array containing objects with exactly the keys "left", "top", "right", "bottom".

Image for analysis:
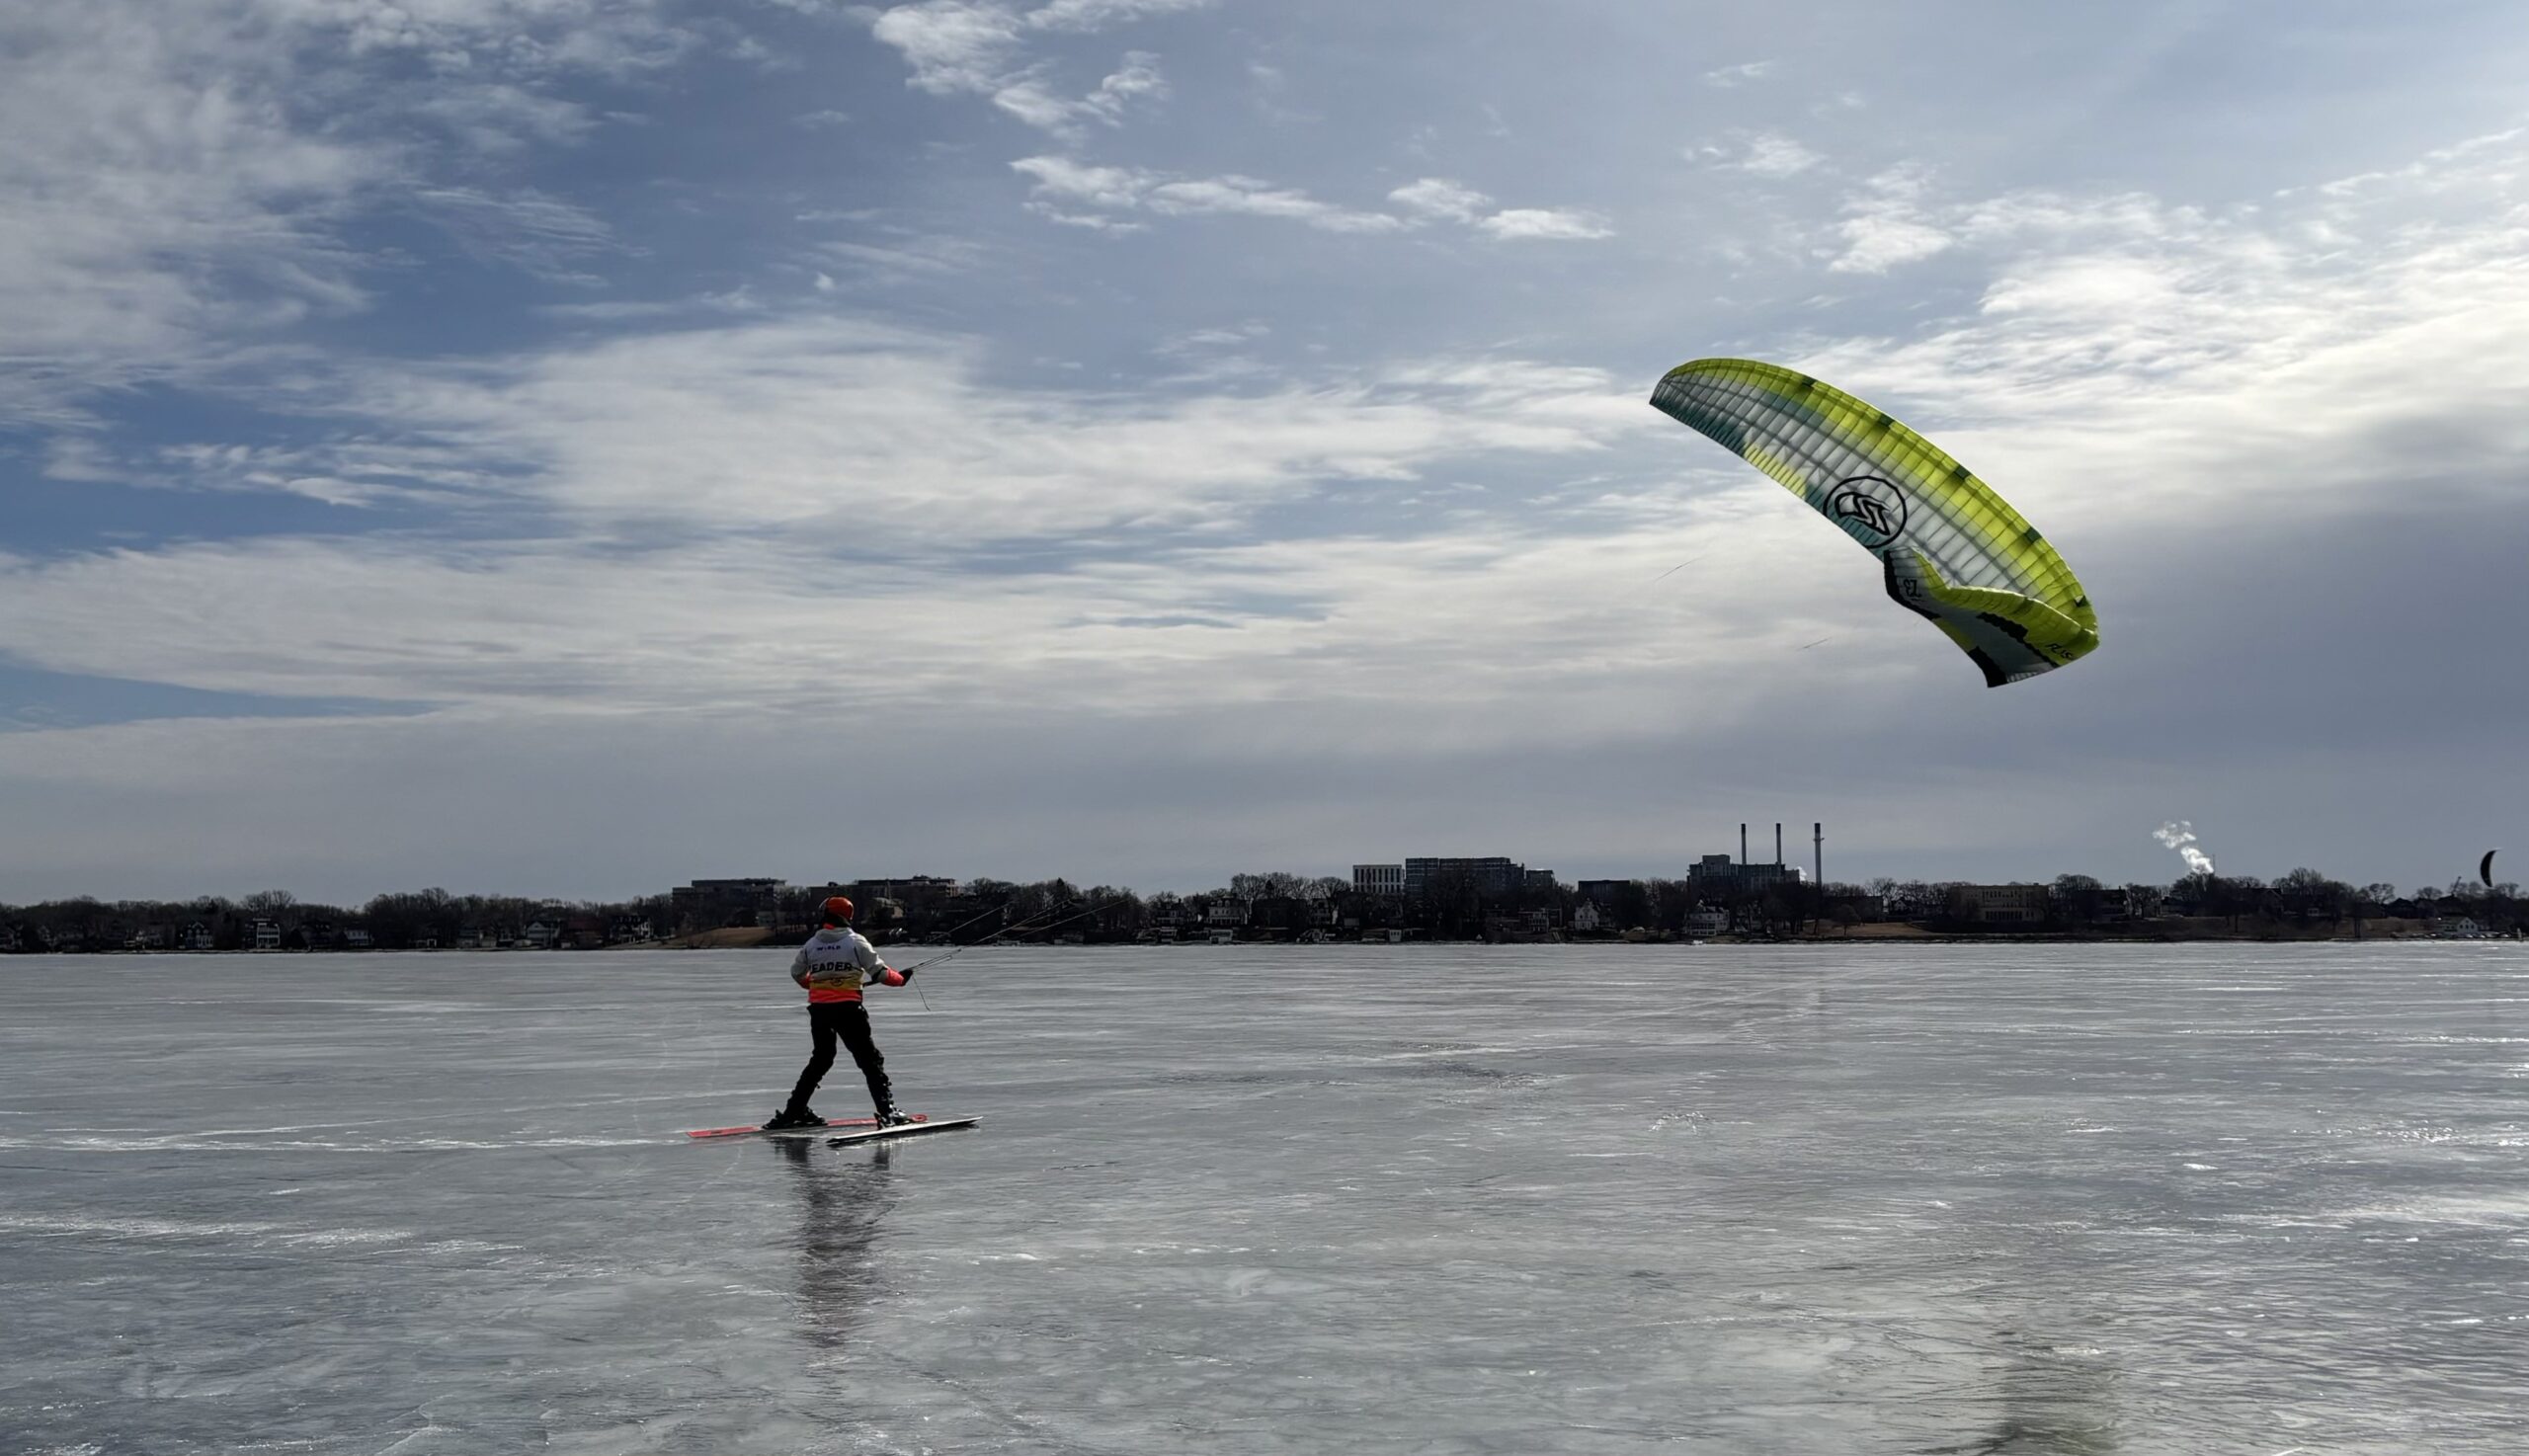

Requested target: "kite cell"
[{"left": 1650, "top": 359, "right": 2099, "bottom": 688}]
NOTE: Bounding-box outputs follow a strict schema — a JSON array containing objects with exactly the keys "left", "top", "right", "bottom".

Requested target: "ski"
[
  {"left": 685, "top": 1113, "right": 933, "bottom": 1140},
  {"left": 827, "top": 1116, "right": 979, "bottom": 1147}
]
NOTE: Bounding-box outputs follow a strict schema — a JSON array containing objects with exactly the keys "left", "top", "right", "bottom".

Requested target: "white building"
[{"left": 1351, "top": 864, "right": 1404, "bottom": 897}]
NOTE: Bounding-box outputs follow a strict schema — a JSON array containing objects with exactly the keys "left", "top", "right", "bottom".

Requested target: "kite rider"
[{"left": 763, "top": 896, "right": 913, "bottom": 1130}]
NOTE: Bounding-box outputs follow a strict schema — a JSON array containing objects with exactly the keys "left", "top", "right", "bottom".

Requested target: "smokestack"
[
  {"left": 1740, "top": 823, "right": 1748, "bottom": 864},
  {"left": 1814, "top": 823, "right": 1824, "bottom": 887},
  {"left": 1774, "top": 823, "right": 1782, "bottom": 866}
]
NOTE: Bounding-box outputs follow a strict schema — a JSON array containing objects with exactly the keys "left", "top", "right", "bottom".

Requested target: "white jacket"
[{"left": 791, "top": 926, "right": 895, "bottom": 1003}]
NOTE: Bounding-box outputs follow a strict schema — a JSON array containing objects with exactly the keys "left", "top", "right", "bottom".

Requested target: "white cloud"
[
  {"left": 260, "top": 321, "right": 1641, "bottom": 544},
  {"left": 413, "top": 187, "right": 617, "bottom": 281},
  {"left": 1702, "top": 59, "right": 1775, "bottom": 88},
  {"left": 1389, "top": 178, "right": 1493, "bottom": 223},
  {"left": 1792, "top": 134, "right": 2529, "bottom": 543},
  {"left": 989, "top": 74, "right": 1091, "bottom": 129},
  {"left": 0, "top": 0, "right": 691, "bottom": 423},
  {"left": 866, "top": 0, "right": 1024, "bottom": 93},
  {"left": 867, "top": 0, "right": 1191, "bottom": 131},
  {"left": 1828, "top": 165, "right": 1953, "bottom": 273},
  {"left": 815, "top": 233, "right": 994, "bottom": 281},
  {"left": 1011, "top": 153, "right": 1154, "bottom": 207},
  {"left": 279, "top": 0, "right": 693, "bottom": 73},
  {"left": 1390, "top": 178, "right": 1614, "bottom": 241},
  {"left": 0, "top": 5, "right": 372, "bottom": 421},
  {"left": 988, "top": 49, "right": 1168, "bottom": 133},
  {"left": 1830, "top": 212, "right": 1952, "bottom": 273},
  {"left": 1015, "top": 155, "right": 1402, "bottom": 232},
  {"left": 1476, "top": 207, "right": 1615, "bottom": 241},
  {"left": 869, "top": 7, "right": 1599, "bottom": 229},
  {"left": 1023, "top": 0, "right": 1209, "bottom": 31},
  {"left": 410, "top": 81, "right": 599, "bottom": 155},
  {"left": 1735, "top": 131, "right": 1823, "bottom": 179},
  {"left": 1019, "top": 164, "right": 1609, "bottom": 241},
  {"left": 0, "top": 480, "right": 1821, "bottom": 740},
  {"left": 0, "top": 314, "right": 1695, "bottom": 738},
  {"left": 1087, "top": 51, "right": 1168, "bottom": 112},
  {"left": 1145, "top": 175, "right": 1404, "bottom": 231}
]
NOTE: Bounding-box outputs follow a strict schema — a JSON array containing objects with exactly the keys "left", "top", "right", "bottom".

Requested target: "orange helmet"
[{"left": 820, "top": 895, "right": 855, "bottom": 925}]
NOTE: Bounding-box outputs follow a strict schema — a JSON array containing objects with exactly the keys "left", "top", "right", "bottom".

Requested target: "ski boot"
[{"left": 762, "top": 1106, "right": 827, "bottom": 1131}]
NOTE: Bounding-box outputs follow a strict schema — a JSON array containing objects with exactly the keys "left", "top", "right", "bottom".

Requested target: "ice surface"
[{"left": 3, "top": 943, "right": 2525, "bottom": 1453}]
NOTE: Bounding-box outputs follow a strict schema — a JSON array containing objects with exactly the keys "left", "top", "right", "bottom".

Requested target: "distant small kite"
[{"left": 2485, "top": 849, "right": 2500, "bottom": 889}]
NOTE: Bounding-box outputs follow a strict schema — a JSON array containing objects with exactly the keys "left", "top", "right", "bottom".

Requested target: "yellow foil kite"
[{"left": 1650, "top": 358, "right": 2099, "bottom": 688}]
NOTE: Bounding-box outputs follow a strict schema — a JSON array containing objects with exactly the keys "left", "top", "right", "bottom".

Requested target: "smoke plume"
[{"left": 2154, "top": 821, "right": 2217, "bottom": 875}]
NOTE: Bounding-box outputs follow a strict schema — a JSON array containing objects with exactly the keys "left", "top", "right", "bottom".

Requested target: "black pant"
[{"left": 787, "top": 1001, "right": 893, "bottom": 1116}]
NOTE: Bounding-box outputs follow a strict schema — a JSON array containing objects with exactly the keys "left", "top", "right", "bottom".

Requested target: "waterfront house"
[
  {"left": 1249, "top": 896, "right": 1312, "bottom": 938},
  {"left": 1957, "top": 884, "right": 2050, "bottom": 925}
]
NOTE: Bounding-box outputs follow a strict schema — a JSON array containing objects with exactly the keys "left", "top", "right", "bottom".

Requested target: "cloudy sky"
[{"left": 3, "top": 0, "right": 2524, "bottom": 904}]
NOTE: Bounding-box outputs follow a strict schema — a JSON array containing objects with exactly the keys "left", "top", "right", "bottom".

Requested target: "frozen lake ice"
[{"left": 3, "top": 942, "right": 2525, "bottom": 1453}]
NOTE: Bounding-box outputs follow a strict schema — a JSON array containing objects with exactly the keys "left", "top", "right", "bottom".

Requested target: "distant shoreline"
[{"left": 32, "top": 920, "right": 2516, "bottom": 954}]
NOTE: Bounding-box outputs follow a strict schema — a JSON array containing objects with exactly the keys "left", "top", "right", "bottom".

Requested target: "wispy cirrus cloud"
[
  {"left": 1795, "top": 127, "right": 2529, "bottom": 541},
  {"left": 0, "top": 0, "right": 691, "bottom": 425},
  {"left": 0, "top": 321, "right": 1701, "bottom": 732},
  {"left": 1702, "top": 130, "right": 1824, "bottom": 179},
  {"left": 1386, "top": 178, "right": 1492, "bottom": 224},
  {"left": 276, "top": 322, "right": 1637, "bottom": 540},
  {"left": 989, "top": 50, "right": 1167, "bottom": 132},
  {"left": 0, "top": 477, "right": 1821, "bottom": 732},
  {"left": 1012, "top": 159, "right": 1612, "bottom": 239},
  {"left": 1390, "top": 178, "right": 1614, "bottom": 239},
  {"left": 1023, "top": 0, "right": 1211, "bottom": 29},
  {"left": 1016, "top": 155, "right": 1403, "bottom": 231},
  {"left": 1702, "top": 59, "right": 1775, "bottom": 88},
  {"left": 413, "top": 187, "right": 619, "bottom": 282},
  {"left": 1827, "top": 163, "right": 1954, "bottom": 273},
  {"left": 1475, "top": 207, "right": 1615, "bottom": 241},
  {"left": 865, "top": 0, "right": 1196, "bottom": 133}
]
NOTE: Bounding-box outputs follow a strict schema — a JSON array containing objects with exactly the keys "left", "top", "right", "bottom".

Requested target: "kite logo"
[{"left": 1828, "top": 475, "right": 1909, "bottom": 548}]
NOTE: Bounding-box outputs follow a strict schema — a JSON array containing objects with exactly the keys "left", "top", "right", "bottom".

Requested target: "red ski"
[{"left": 686, "top": 1113, "right": 932, "bottom": 1140}]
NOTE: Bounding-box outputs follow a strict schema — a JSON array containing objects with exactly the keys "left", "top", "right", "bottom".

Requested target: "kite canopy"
[
  {"left": 1650, "top": 358, "right": 2099, "bottom": 688},
  {"left": 2485, "top": 849, "right": 2500, "bottom": 888}
]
